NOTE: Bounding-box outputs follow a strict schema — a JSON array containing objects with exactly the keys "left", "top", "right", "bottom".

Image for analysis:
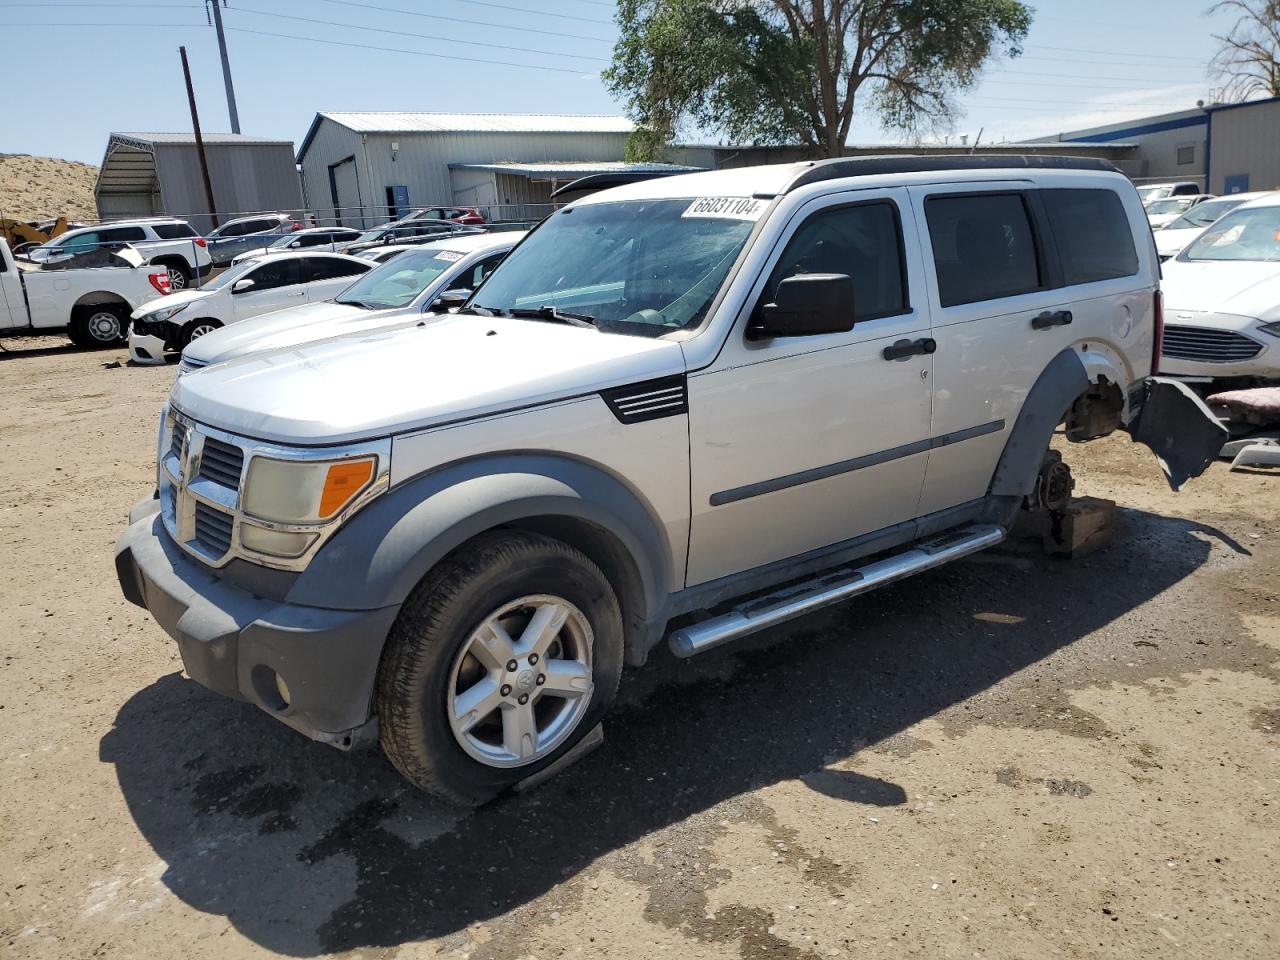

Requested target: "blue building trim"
[{"left": 1067, "top": 114, "right": 1207, "bottom": 143}]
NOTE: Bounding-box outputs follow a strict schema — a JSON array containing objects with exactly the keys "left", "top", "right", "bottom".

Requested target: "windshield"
[
  {"left": 471, "top": 198, "right": 759, "bottom": 335},
  {"left": 1147, "top": 198, "right": 1196, "bottom": 215},
  {"left": 334, "top": 248, "right": 463, "bottom": 309},
  {"left": 1138, "top": 186, "right": 1169, "bottom": 204},
  {"left": 1183, "top": 205, "right": 1280, "bottom": 262},
  {"left": 1165, "top": 197, "right": 1243, "bottom": 230},
  {"left": 198, "top": 259, "right": 260, "bottom": 291},
  {"left": 355, "top": 228, "right": 388, "bottom": 243}
]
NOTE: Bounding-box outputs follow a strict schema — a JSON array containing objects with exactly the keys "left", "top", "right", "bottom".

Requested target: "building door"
[
  {"left": 1223, "top": 174, "right": 1250, "bottom": 194},
  {"left": 328, "top": 156, "right": 361, "bottom": 227}
]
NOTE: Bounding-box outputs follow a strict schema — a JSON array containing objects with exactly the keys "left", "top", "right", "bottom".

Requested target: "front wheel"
[
  {"left": 179, "top": 318, "right": 222, "bottom": 348},
  {"left": 376, "top": 531, "right": 623, "bottom": 804}
]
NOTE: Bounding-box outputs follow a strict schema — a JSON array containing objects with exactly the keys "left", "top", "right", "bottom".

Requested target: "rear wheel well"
[
  {"left": 1064, "top": 376, "right": 1125, "bottom": 441},
  {"left": 72, "top": 291, "right": 129, "bottom": 312}
]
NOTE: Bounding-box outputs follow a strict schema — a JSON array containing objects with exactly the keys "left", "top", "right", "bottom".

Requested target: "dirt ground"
[
  {"left": 0, "top": 155, "right": 99, "bottom": 222},
  {"left": 1, "top": 340, "right": 1277, "bottom": 960}
]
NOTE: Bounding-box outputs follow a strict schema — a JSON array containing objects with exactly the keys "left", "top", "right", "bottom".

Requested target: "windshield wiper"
[
  {"left": 506, "top": 306, "right": 599, "bottom": 329},
  {"left": 457, "top": 304, "right": 497, "bottom": 317}
]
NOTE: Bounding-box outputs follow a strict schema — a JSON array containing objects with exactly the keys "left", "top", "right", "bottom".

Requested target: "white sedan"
[
  {"left": 178, "top": 231, "right": 523, "bottom": 373},
  {"left": 1159, "top": 193, "right": 1280, "bottom": 384},
  {"left": 1145, "top": 194, "right": 1213, "bottom": 230},
  {"left": 1155, "top": 192, "right": 1272, "bottom": 261},
  {"left": 127, "top": 251, "right": 373, "bottom": 364}
]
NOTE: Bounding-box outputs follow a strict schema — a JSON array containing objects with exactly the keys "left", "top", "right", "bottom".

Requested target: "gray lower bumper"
[{"left": 114, "top": 498, "right": 400, "bottom": 748}]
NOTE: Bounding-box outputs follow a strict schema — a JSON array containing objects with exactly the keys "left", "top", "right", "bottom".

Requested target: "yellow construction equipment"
[{"left": 0, "top": 216, "right": 74, "bottom": 254}]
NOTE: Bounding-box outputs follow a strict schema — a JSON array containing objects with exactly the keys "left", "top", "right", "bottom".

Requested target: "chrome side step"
[{"left": 668, "top": 524, "right": 1006, "bottom": 658}]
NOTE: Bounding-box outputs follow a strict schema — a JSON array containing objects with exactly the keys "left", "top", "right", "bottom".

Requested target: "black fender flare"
[
  {"left": 286, "top": 454, "right": 674, "bottom": 625},
  {"left": 984, "top": 349, "right": 1090, "bottom": 524}
]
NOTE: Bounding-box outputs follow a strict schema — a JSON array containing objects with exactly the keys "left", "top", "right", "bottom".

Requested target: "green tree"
[
  {"left": 606, "top": 0, "right": 1032, "bottom": 160},
  {"left": 1209, "top": 0, "right": 1280, "bottom": 100}
]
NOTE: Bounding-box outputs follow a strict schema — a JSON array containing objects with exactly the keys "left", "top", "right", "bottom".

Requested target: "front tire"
[
  {"left": 376, "top": 531, "right": 623, "bottom": 805},
  {"left": 68, "top": 305, "right": 128, "bottom": 348},
  {"left": 179, "top": 318, "right": 222, "bottom": 348}
]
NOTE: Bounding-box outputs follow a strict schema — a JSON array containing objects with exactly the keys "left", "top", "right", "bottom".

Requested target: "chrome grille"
[
  {"left": 1162, "top": 325, "right": 1263, "bottom": 364},
  {"left": 194, "top": 502, "right": 233, "bottom": 556},
  {"left": 198, "top": 437, "right": 245, "bottom": 488},
  {"left": 170, "top": 418, "right": 187, "bottom": 459}
]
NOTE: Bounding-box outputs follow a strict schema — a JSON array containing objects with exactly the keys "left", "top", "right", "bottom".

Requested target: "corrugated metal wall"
[
  {"left": 154, "top": 143, "right": 304, "bottom": 233},
  {"left": 1209, "top": 99, "right": 1280, "bottom": 194},
  {"left": 298, "top": 118, "right": 633, "bottom": 225}
]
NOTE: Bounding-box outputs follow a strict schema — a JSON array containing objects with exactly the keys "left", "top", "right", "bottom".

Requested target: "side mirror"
[
  {"left": 429, "top": 288, "right": 471, "bottom": 312},
  {"left": 750, "top": 273, "right": 855, "bottom": 340},
  {"left": 232, "top": 278, "right": 255, "bottom": 293},
  {"left": 289, "top": 240, "right": 300, "bottom": 248}
]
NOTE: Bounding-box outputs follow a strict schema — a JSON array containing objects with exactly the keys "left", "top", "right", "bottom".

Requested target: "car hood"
[
  {"left": 1160, "top": 259, "right": 1280, "bottom": 320},
  {"left": 131, "top": 288, "right": 216, "bottom": 320},
  {"left": 182, "top": 300, "right": 401, "bottom": 364},
  {"left": 171, "top": 316, "right": 685, "bottom": 444},
  {"left": 1154, "top": 226, "right": 1202, "bottom": 255}
]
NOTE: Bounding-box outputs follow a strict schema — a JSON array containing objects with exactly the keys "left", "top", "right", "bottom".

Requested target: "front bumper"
[
  {"left": 127, "top": 329, "right": 169, "bottom": 365},
  {"left": 115, "top": 497, "right": 399, "bottom": 748}
]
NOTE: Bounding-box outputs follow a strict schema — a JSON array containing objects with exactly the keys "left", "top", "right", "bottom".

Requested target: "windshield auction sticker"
[
  {"left": 432, "top": 251, "right": 465, "bottom": 262},
  {"left": 682, "top": 197, "right": 768, "bottom": 221}
]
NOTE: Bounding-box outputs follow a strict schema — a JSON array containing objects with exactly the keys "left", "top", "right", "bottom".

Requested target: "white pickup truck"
[{"left": 0, "top": 239, "right": 170, "bottom": 348}]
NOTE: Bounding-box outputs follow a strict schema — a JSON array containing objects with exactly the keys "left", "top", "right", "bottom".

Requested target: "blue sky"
[{"left": 0, "top": 0, "right": 1242, "bottom": 164}]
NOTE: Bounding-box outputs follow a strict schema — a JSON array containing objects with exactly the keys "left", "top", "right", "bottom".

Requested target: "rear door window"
[
  {"left": 924, "top": 194, "right": 1043, "bottom": 307},
  {"left": 304, "top": 256, "right": 369, "bottom": 282},
  {"left": 101, "top": 226, "right": 148, "bottom": 243},
  {"left": 764, "top": 201, "right": 909, "bottom": 322},
  {"left": 242, "top": 258, "right": 301, "bottom": 291},
  {"left": 1041, "top": 189, "right": 1138, "bottom": 285}
]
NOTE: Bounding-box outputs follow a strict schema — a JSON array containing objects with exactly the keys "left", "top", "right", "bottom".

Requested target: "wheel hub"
[
  {"left": 446, "top": 594, "right": 594, "bottom": 768},
  {"left": 88, "top": 312, "right": 120, "bottom": 341}
]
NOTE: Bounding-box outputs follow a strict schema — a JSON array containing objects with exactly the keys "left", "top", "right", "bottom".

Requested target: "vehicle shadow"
[
  {"left": 99, "top": 507, "right": 1230, "bottom": 955},
  {"left": 0, "top": 340, "right": 76, "bottom": 361}
]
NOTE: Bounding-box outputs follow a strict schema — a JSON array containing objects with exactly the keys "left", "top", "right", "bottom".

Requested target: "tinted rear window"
[
  {"left": 1042, "top": 189, "right": 1138, "bottom": 285},
  {"left": 151, "top": 222, "right": 198, "bottom": 239},
  {"left": 925, "top": 194, "right": 1042, "bottom": 307}
]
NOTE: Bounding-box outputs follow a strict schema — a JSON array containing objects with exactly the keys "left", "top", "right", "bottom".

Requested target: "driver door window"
[{"left": 232, "top": 259, "right": 304, "bottom": 320}]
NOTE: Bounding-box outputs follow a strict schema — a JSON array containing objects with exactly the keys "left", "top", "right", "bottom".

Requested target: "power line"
[
  {"left": 1024, "top": 44, "right": 1211, "bottom": 64},
  {"left": 224, "top": 25, "right": 597, "bottom": 75},
  {"left": 231, "top": 4, "right": 607, "bottom": 63},
  {"left": 443, "top": 0, "right": 612, "bottom": 25},
  {"left": 312, "top": 0, "right": 612, "bottom": 43}
]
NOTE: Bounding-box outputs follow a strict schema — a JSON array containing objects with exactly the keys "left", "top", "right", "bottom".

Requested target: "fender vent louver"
[{"left": 600, "top": 375, "right": 688, "bottom": 424}]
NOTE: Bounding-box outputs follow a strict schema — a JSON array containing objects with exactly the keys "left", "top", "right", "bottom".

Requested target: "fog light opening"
[{"left": 251, "top": 665, "right": 291, "bottom": 712}]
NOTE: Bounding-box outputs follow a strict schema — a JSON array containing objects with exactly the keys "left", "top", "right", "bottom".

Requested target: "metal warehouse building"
[
  {"left": 94, "top": 132, "right": 305, "bottom": 233},
  {"left": 1042, "top": 95, "right": 1280, "bottom": 194},
  {"left": 296, "top": 112, "right": 702, "bottom": 226}
]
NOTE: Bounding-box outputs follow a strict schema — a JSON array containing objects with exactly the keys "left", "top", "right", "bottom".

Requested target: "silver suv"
[{"left": 115, "top": 156, "right": 1225, "bottom": 804}]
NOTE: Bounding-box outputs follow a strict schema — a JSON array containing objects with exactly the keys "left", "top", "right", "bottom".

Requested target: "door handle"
[
  {"left": 286, "top": 290, "right": 305, "bottom": 297},
  {"left": 1032, "top": 309, "right": 1072, "bottom": 330},
  {"left": 882, "top": 337, "right": 937, "bottom": 361}
]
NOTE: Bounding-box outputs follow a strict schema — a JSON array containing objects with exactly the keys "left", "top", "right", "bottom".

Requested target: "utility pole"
[
  {"left": 206, "top": 0, "right": 240, "bottom": 134},
  {"left": 180, "top": 46, "right": 220, "bottom": 230}
]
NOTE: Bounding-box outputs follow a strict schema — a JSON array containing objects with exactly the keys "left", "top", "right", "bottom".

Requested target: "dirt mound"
[{"left": 0, "top": 153, "right": 99, "bottom": 221}]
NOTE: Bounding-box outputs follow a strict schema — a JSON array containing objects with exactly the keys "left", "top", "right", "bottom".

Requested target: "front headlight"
[
  {"left": 240, "top": 454, "right": 379, "bottom": 559},
  {"left": 243, "top": 455, "right": 377, "bottom": 524},
  {"left": 145, "top": 302, "right": 189, "bottom": 324},
  {"left": 1258, "top": 321, "right": 1280, "bottom": 339}
]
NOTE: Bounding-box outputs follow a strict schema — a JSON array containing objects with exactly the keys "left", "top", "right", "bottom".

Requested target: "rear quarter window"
[
  {"left": 150, "top": 222, "right": 198, "bottom": 240},
  {"left": 1042, "top": 189, "right": 1139, "bottom": 285}
]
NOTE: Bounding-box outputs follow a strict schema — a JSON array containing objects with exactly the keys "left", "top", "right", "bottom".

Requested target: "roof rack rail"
[{"left": 783, "top": 154, "right": 1121, "bottom": 193}]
